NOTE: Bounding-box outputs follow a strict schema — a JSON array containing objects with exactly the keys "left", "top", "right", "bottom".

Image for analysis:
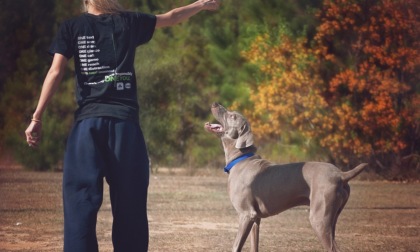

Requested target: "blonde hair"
[{"left": 83, "top": 0, "right": 124, "bottom": 14}]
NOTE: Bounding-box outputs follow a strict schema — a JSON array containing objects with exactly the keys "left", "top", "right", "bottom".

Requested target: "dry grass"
[{"left": 0, "top": 167, "right": 419, "bottom": 251}]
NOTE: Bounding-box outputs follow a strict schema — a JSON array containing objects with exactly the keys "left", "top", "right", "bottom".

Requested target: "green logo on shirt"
[{"left": 105, "top": 74, "right": 132, "bottom": 83}]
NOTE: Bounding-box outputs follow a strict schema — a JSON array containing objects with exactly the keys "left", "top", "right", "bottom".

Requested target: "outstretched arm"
[
  {"left": 25, "top": 53, "right": 68, "bottom": 147},
  {"left": 156, "top": 0, "right": 220, "bottom": 28}
]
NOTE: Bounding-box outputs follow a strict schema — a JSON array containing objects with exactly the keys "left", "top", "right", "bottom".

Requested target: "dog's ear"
[{"left": 236, "top": 123, "right": 254, "bottom": 149}]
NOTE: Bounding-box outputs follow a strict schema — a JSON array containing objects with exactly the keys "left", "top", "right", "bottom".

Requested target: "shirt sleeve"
[
  {"left": 48, "top": 20, "right": 74, "bottom": 59},
  {"left": 132, "top": 12, "right": 157, "bottom": 46}
]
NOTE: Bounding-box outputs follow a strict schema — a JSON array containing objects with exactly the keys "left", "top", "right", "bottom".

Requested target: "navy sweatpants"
[{"left": 63, "top": 117, "right": 150, "bottom": 252}]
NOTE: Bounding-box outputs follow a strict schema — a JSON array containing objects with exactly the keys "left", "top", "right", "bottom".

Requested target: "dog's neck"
[{"left": 222, "top": 138, "right": 257, "bottom": 164}]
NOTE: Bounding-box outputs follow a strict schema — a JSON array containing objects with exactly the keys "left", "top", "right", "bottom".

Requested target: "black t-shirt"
[{"left": 49, "top": 12, "right": 156, "bottom": 122}]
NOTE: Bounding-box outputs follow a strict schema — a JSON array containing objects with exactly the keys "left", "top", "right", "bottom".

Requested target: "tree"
[
  {"left": 243, "top": 0, "right": 420, "bottom": 178},
  {"left": 135, "top": 0, "right": 325, "bottom": 167},
  {"left": 0, "top": 0, "right": 75, "bottom": 170},
  {"left": 315, "top": 0, "right": 419, "bottom": 176},
  {"left": 241, "top": 27, "right": 329, "bottom": 161}
]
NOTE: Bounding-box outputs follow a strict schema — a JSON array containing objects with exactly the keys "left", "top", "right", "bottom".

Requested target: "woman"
[{"left": 24, "top": 0, "right": 220, "bottom": 251}]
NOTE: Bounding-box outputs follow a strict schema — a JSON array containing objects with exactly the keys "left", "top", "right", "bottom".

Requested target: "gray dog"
[{"left": 204, "top": 102, "right": 367, "bottom": 252}]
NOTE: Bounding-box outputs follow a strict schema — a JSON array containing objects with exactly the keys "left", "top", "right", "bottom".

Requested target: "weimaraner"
[{"left": 204, "top": 102, "right": 367, "bottom": 252}]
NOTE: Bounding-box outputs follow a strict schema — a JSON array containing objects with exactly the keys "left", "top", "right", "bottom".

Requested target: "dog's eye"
[{"left": 230, "top": 114, "right": 236, "bottom": 120}]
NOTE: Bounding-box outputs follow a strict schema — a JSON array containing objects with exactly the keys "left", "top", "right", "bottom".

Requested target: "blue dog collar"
[{"left": 224, "top": 153, "right": 255, "bottom": 173}]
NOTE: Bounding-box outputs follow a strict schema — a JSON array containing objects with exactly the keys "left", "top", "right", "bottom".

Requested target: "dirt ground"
[{"left": 0, "top": 167, "right": 419, "bottom": 252}]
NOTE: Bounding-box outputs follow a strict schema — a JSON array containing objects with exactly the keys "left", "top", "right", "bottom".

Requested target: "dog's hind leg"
[
  {"left": 232, "top": 214, "right": 255, "bottom": 252},
  {"left": 332, "top": 183, "right": 350, "bottom": 243},
  {"left": 250, "top": 218, "right": 261, "bottom": 252},
  {"left": 309, "top": 189, "right": 342, "bottom": 252}
]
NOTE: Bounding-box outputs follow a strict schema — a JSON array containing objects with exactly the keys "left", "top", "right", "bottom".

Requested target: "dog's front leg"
[
  {"left": 232, "top": 214, "right": 255, "bottom": 252},
  {"left": 250, "top": 218, "right": 261, "bottom": 252}
]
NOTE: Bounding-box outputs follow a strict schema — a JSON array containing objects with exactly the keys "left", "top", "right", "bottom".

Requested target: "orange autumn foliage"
[
  {"left": 243, "top": 0, "right": 419, "bottom": 172},
  {"left": 241, "top": 33, "right": 327, "bottom": 142}
]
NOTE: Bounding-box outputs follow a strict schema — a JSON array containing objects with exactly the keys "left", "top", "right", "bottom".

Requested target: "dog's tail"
[{"left": 341, "top": 163, "right": 368, "bottom": 182}]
